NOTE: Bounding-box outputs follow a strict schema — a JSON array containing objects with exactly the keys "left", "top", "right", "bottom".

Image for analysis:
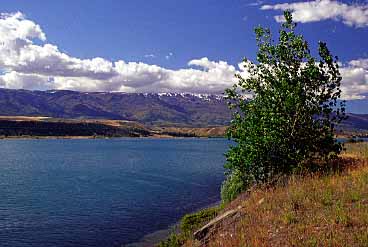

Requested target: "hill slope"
[
  {"left": 159, "top": 143, "right": 368, "bottom": 246},
  {"left": 0, "top": 89, "right": 230, "bottom": 127},
  {"left": 0, "top": 89, "right": 367, "bottom": 132},
  {"left": 0, "top": 116, "right": 228, "bottom": 138}
]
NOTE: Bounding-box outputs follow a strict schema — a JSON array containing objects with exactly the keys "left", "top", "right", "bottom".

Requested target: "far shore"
[
  {"left": 0, "top": 135, "right": 225, "bottom": 140},
  {"left": 0, "top": 133, "right": 362, "bottom": 141}
]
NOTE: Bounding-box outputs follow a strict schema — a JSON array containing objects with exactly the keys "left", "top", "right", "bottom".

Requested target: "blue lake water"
[{"left": 0, "top": 138, "right": 229, "bottom": 247}]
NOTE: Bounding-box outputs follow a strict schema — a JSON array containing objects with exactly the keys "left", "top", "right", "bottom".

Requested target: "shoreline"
[
  {"left": 125, "top": 201, "right": 221, "bottom": 247},
  {"left": 0, "top": 135, "right": 226, "bottom": 140},
  {"left": 124, "top": 225, "right": 177, "bottom": 247}
]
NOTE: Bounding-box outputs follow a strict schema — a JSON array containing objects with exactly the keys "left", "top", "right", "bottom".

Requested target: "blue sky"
[
  {"left": 2, "top": 0, "right": 366, "bottom": 67},
  {"left": 0, "top": 0, "right": 367, "bottom": 112}
]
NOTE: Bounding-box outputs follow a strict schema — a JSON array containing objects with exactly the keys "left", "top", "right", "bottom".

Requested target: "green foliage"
[
  {"left": 157, "top": 206, "right": 220, "bottom": 246},
  {"left": 156, "top": 233, "right": 183, "bottom": 247},
  {"left": 223, "top": 11, "right": 346, "bottom": 202},
  {"left": 180, "top": 206, "right": 220, "bottom": 234},
  {"left": 221, "top": 170, "right": 246, "bottom": 203}
]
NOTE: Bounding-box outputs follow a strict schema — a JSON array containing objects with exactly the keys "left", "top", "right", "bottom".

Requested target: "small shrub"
[
  {"left": 306, "top": 237, "right": 319, "bottom": 247},
  {"left": 361, "top": 173, "right": 368, "bottom": 184},
  {"left": 156, "top": 233, "right": 183, "bottom": 247},
  {"left": 281, "top": 211, "right": 298, "bottom": 225},
  {"left": 221, "top": 170, "right": 246, "bottom": 203},
  {"left": 348, "top": 191, "right": 361, "bottom": 203},
  {"left": 157, "top": 206, "right": 220, "bottom": 246},
  {"left": 321, "top": 188, "right": 334, "bottom": 206}
]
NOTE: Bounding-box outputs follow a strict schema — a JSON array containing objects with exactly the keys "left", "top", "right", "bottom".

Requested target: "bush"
[
  {"left": 223, "top": 11, "right": 346, "bottom": 202},
  {"left": 221, "top": 171, "right": 246, "bottom": 203},
  {"left": 156, "top": 233, "right": 183, "bottom": 247},
  {"left": 157, "top": 206, "right": 220, "bottom": 246}
]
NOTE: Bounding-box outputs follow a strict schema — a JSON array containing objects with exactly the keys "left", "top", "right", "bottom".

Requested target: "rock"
[{"left": 257, "top": 198, "right": 265, "bottom": 205}]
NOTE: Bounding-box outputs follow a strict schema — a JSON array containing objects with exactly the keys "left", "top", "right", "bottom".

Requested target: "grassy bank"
[{"left": 158, "top": 142, "right": 368, "bottom": 246}]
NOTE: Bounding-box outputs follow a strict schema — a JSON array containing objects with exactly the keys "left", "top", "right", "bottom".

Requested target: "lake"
[{"left": 0, "top": 138, "right": 230, "bottom": 247}]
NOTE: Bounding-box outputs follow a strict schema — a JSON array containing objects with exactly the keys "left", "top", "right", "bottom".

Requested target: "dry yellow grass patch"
[{"left": 205, "top": 143, "right": 368, "bottom": 247}]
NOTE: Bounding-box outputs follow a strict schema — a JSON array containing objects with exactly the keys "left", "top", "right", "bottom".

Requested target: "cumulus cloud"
[
  {"left": 0, "top": 71, "right": 53, "bottom": 90},
  {"left": 0, "top": 12, "right": 240, "bottom": 94},
  {"left": 0, "top": 11, "right": 366, "bottom": 99},
  {"left": 349, "top": 58, "right": 368, "bottom": 69},
  {"left": 340, "top": 58, "right": 368, "bottom": 100},
  {"left": 261, "top": 0, "right": 368, "bottom": 28}
]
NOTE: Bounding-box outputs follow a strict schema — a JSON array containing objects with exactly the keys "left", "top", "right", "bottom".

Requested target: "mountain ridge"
[
  {"left": 0, "top": 88, "right": 230, "bottom": 127},
  {"left": 0, "top": 88, "right": 367, "bottom": 132}
]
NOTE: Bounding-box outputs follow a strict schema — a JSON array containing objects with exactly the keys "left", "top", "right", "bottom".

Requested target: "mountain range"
[
  {"left": 0, "top": 88, "right": 367, "bottom": 132},
  {"left": 0, "top": 89, "right": 230, "bottom": 127}
]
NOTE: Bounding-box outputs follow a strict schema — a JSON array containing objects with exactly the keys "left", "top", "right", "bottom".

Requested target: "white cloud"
[
  {"left": 0, "top": 12, "right": 238, "bottom": 94},
  {"left": 349, "top": 58, "right": 368, "bottom": 69},
  {"left": 340, "top": 58, "right": 368, "bottom": 100},
  {"left": 0, "top": 71, "right": 53, "bottom": 90},
  {"left": 261, "top": 0, "right": 368, "bottom": 27},
  {"left": 0, "top": 12, "right": 366, "bottom": 100},
  {"left": 0, "top": 12, "right": 46, "bottom": 42}
]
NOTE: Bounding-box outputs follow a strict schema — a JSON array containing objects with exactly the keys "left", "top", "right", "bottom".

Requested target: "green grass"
[{"left": 157, "top": 206, "right": 222, "bottom": 247}]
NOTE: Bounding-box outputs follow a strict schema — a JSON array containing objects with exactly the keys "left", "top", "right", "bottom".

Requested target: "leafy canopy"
[{"left": 222, "top": 11, "right": 346, "bottom": 203}]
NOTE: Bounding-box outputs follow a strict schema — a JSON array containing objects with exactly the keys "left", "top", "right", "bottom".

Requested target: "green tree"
[{"left": 221, "top": 11, "right": 346, "bottom": 203}]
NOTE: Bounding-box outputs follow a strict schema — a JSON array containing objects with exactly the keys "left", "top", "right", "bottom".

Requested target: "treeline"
[{"left": 160, "top": 131, "right": 197, "bottom": 137}]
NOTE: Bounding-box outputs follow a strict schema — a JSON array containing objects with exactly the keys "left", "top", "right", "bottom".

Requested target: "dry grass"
[
  {"left": 200, "top": 143, "right": 368, "bottom": 247},
  {"left": 156, "top": 126, "right": 227, "bottom": 137},
  {"left": 0, "top": 116, "right": 50, "bottom": 121},
  {"left": 343, "top": 142, "right": 368, "bottom": 160}
]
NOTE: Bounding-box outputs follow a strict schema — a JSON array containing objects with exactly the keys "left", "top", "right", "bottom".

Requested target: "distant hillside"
[
  {"left": 0, "top": 89, "right": 367, "bottom": 132},
  {"left": 0, "top": 116, "right": 228, "bottom": 138},
  {"left": 0, "top": 89, "right": 230, "bottom": 127},
  {"left": 339, "top": 113, "right": 368, "bottom": 132},
  {"left": 0, "top": 117, "right": 152, "bottom": 138}
]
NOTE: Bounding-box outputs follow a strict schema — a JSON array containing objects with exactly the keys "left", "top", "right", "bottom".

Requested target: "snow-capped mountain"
[{"left": 0, "top": 88, "right": 231, "bottom": 126}]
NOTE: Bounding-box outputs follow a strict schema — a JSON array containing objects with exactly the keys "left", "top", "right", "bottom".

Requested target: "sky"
[{"left": 0, "top": 0, "right": 367, "bottom": 112}]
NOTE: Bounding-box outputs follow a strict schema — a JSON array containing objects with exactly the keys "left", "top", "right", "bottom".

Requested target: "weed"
[{"left": 282, "top": 211, "right": 298, "bottom": 225}]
